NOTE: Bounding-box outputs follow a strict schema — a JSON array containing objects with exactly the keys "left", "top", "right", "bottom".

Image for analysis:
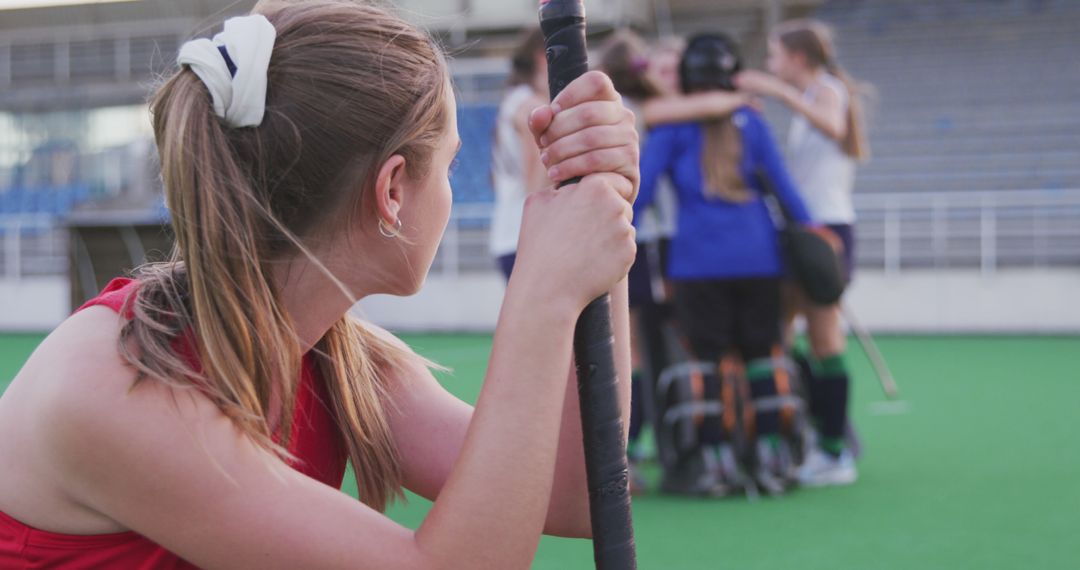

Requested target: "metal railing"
[
  {"left": 431, "top": 202, "right": 495, "bottom": 276},
  {"left": 852, "top": 189, "right": 1080, "bottom": 275},
  {"left": 3, "top": 189, "right": 1079, "bottom": 281},
  {"left": 0, "top": 214, "right": 66, "bottom": 279}
]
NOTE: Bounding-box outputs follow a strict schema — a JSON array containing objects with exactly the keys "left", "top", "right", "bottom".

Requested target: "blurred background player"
[
  {"left": 489, "top": 28, "right": 548, "bottom": 280},
  {"left": 634, "top": 32, "right": 814, "bottom": 496},
  {"left": 598, "top": 29, "right": 752, "bottom": 492},
  {"left": 736, "top": 19, "right": 871, "bottom": 487},
  {"left": 597, "top": 30, "right": 665, "bottom": 492}
]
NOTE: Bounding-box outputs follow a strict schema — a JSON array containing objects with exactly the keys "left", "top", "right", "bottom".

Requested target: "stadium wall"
[
  {"left": 2, "top": 269, "right": 1079, "bottom": 335},
  {"left": 355, "top": 268, "right": 1080, "bottom": 334}
]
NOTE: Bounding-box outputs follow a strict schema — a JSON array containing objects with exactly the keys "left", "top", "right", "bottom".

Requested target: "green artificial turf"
[
  {"left": 3, "top": 332, "right": 1078, "bottom": 569},
  {"left": 0, "top": 333, "right": 45, "bottom": 395}
]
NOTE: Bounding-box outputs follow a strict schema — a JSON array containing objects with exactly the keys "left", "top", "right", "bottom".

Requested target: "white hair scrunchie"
[{"left": 177, "top": 14, "right": 276, "bottom": 128}]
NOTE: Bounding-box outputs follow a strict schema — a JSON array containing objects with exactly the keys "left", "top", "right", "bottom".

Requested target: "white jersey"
[
  {"left": 786, "top": 73, "right": 857, "bottom": 224},
  {"left": 489, "top": 84, "right": 537, "bottom": 256}
]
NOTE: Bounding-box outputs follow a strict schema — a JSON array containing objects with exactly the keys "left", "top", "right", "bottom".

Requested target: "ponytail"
[
  {"left": 825, "top": 60, "right": 871, "bottom": 161},
  {"left": 702, "top": 117, "right": 752, "bottom": 203},
  {"left": 775, "top": 19, "right": 871, "bottom": 161},
  {"left": 130, "top": 69, "right": 305, "bottom": 456}
]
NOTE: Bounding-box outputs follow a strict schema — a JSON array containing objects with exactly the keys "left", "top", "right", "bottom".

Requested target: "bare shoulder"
[
  {"left": 0, "top": 306, "right": 217, "bottom": 533},
  {"left": 33, "top": 305, "right": 128, "bottom": 375},
  {"left": 32, "top": 309, "right": 228, "bottom": 461},
  {"left": 14, "top": 307, "right": 152, "bottom": 426}
]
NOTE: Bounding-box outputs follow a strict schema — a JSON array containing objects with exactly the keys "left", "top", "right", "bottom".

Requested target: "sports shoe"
[
  {"left": 797, "top": 447, "right": 857, "bottom": 488},
  {"left": 715, "top": 443, "right": 757, "bottom": 499},
  {"left": 660, "top": 449, "right": 731, "bottom": 498},
  {"left": 754, "top": 439, "right": 793, "bottom": 496}
]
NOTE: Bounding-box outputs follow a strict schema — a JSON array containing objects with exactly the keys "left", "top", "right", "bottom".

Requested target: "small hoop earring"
[{"left": 379, "top": 218, "right": 403, "bottom": 238}]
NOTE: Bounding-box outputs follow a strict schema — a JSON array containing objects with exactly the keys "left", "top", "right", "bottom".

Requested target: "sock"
[
  {"left": 699, "top": 368, "right": 724, "bottom": 446},
  {"left": 792, "top": 346, "right": 824, "bottom": 427},
  {"left": 760, "top": 433, "right": 781, "bottom": 449},
  {"left": 746, "top": 358, "right": 780, "bottom": 438},
  {"left": 814, "top": 353, "right": 851, "bottom": 457}
]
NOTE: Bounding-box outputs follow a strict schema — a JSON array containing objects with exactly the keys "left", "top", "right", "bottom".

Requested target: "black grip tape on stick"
[{"left": 539, "top": 1, "right": 637, "bottom": 568}]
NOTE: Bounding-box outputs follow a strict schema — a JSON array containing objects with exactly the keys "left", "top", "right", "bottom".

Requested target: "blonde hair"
[
  {"left": 774, "top": 19, "right": 871, "bottom": 161},
  {"left": 120, "top": 0, "right": 451, "bottom": 512},
  {"left": 702, "top": 118, "right": 752, "bottom": 203}
]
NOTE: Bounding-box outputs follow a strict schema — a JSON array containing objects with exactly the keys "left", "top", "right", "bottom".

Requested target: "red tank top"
[{"left": 0, "top": 278, "right": 348, "bottom": 569}]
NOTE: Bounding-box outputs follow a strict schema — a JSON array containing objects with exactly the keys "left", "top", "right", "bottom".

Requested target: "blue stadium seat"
[
  {"left": 72, "top": 183, "right": 91, "bottom": 202},
  {"left": 451, "top": 104, "right": 498, "bottom": 204},
  {"left": 0, "top": 190, "right": 13, "bottom": 214},
  {"left": 9, "top": 188, "right": 28, "bottom": 213},
  {"left": 24, "top": 189, "right": 41, "bottom": 214},
  {"left": 56, "top": 186, "right": 76, "bottom": 215},
  {"left": 40, "top": 190, "right": 58, "bottom": 215}
]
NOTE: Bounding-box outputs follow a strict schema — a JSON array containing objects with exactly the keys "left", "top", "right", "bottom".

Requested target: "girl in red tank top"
[
  {"left": 0, "top": 2, "right": 641, "bottom": 568},
  {"left": 0, "top": 282, "right": 345, "bottom": 569}
]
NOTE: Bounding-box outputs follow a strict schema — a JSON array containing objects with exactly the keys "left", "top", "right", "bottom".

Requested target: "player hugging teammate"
[{"left": 611, "top": 21, "right": 869, "bottom": 497}]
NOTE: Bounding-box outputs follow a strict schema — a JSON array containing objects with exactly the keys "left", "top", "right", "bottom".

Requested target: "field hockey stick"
[
  {"left": 539, "top": 1, "right": 637, "bottom": 568},
  {"left": 842, "top": 303, "right": 901, "bottom": 400}
]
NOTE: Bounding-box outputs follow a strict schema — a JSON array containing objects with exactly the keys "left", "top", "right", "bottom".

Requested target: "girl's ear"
[{"left": 373, "top": 154, "right": 407, "bottom": 227}]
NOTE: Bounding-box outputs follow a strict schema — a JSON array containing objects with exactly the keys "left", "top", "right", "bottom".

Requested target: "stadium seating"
[
  {"left": 814, "top": 0, "right": 1080, "bottom": 195},
  {"left": 446, "top": 0, "right": 1080, "bottom": 204},
  {"left": 450, "top": 105, "right": 499, "bottom": 204},
  {"left": 0, "top": 184, "right": 92, "bottom": 219}
]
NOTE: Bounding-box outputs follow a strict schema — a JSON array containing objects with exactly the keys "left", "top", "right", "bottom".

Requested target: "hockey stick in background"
[
  {"left": 539, "top": 1, "right": 637, "bottom": 568},
  {"left": 842, "top": 303, "right": 901, "bottom": 401}
]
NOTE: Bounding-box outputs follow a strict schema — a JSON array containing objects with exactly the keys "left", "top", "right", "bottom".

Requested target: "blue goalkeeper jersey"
[{"left": 634, "top": 106, "right": 812, "bottom": 280}]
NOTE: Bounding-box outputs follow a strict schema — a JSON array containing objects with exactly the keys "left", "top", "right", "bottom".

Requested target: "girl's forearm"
[
  {"left": 643, "top": 92, "right": 747, "bottom": 127},
  {"left": 544, "top": 278, "right": 631, "bottom": 537},
  {"left": 414, "top": 281, "right": 577, "bottom": 569}
]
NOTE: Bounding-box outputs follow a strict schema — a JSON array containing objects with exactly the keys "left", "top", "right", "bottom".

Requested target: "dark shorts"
[
  {"left": 497, "top": 253, "right": 516, "bottom": 282},
  {"left": 826, "top": 224, "right": 855, "bottom": 283},
  {"left": 673, "top": 277, "right": 782, "bottom": 362},
  {"left": 657, "top": 237, "right": 672, "bottom": 279},
  {"left": 628, "top": 241, "right": 661, "bottom": 308}
]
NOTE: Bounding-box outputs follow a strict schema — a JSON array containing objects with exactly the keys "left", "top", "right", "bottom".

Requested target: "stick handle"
[
  {"left": 539, "top": 2, "right": 637, "bottom": 568},
  {"left": 540, "top": 0, "right": 589, "bottom": 105},
  {"left": 574, "top": 296, "right": 636, "bottom": 569}
]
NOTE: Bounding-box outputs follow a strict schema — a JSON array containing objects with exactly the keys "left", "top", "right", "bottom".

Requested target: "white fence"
[
  {"left": 2, "top": 189, "right": 1079, "bottom": 282},
  {"left": 853, "top": 189, "right": 1080, "bottom": 276},
  {"left": 427, "top": 189, "right": 1080, "bottom": 277},
  {"left": 0, "top": 214, "right": 66, "bottom": 280}
]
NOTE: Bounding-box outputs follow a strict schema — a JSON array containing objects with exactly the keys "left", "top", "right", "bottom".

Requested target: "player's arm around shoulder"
[{"left": 37, "top": 308, "right": 430, "bottom": 570}]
